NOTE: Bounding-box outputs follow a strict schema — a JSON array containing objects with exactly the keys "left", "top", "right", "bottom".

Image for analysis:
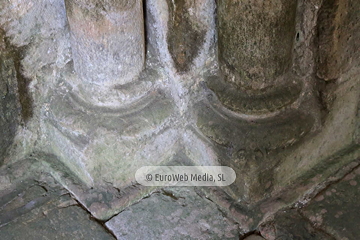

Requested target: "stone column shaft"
[
  {"left": 218, "top": 0, "right": 298, "bottom": 90},
  {"left": 65, "top": 0, "right": 145, "bottom": 86}
]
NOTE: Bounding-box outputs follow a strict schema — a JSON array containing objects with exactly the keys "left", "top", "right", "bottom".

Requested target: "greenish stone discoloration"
[
  {"left": 167, "top": 0, "right": 206, "bottom": 73},
  {"left": 275, "top": 79, "right": 360, "bottom": 191},
  {"left": 0, "top": 0, "right": 359, "bottom": 233}
]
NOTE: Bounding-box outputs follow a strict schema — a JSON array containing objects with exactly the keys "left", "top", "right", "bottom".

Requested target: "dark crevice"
[
  {"left": 161, "top": 189, "right": 180, "bottom": 200},
  {"left": 239, "top": 230, "right": 261, "bottom": 240},
  {"left": 142, "top": 0, "right": 148, "bottom": 59},
  {"left": 4, "top": 37, "right": 33, "bottom": 123},
  {"left": 69, "top": 196, "right": 117, "bottom": 239}
]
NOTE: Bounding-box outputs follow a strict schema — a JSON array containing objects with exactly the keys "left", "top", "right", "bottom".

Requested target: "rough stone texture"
[
  {"left": 39, "top": 0, "right": 217, "bottom": 221},
  {"left": 0, "top": 0, "right": 359, "bottom": 238},
  {"left": 106, "top": 187, "right": 239, "bottom": 240},
  {"left": 273, "top": 77, "right": 360, "bottom": 200},
  {"left": 65, "top": 0, "right": 144, "bottom": 86},
  {"left": 243, "top": 235, "right": 265, "bottom": 240},
  {"left": 0, "top": 161, "right": 115, "bottom": 240},
  {"left": 199, "top": 1, "right": 323, "bottom": 203},
  {"left": 0, "top": 30, "right": 21, "bottom": 166},
  {"left": 302, "top": 165, "right": 360, "bottom": 239},
  {"left": 196, "top": 0, "right": 358, "bottom": 233},
  {"left": 0, "top": 199, "right": 115, "bottom": 240},
  {"left": 259, "top": 209, "right": 333, "bottom": 240},
  {"left": 166, "top": 0, "right": 207, "bottom": 73},
  {"left": 317, "top": 0, "right": 360, "bottom": 80},
  {"left": 195, "top": 98, "right": 317, "bottom": 202},
  {"left": 64, "top": 0, "right": 146, "bottom": 107},
  {"left": 43, "top": 75, "right": 176, "bottom": 187},
  {"left": 217, "top": 0, "right": 297, "bottom": 87},
  {"left": 0, "top": 0, "right": 72, "bottom": 162}
]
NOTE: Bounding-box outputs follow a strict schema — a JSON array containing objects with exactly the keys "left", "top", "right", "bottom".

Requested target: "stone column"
[
  {"left": 44, "top": 0, "right": 176, "bottom": 197},
  {"left": 65, "top": 0, "right": 145, "bottom": 87},
  {"left": 196, "top": 0, "right": 321, "bottom": 203},
  {"left": 217, "top": 0, "right": 297, "bottom": 91}
]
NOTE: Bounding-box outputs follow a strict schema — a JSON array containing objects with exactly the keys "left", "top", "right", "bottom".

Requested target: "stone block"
[
  {"left": 302, "top": 165, "right": 360, "bottom": 239},
  {"left": 105, "top": 187, "right": 239, "bottom": 239},
  {"left": 0, "top": 160, "right": 115, "bottom": 239},
  {"left": 317, "top": 0, "right": 360, "bottom": 80}
]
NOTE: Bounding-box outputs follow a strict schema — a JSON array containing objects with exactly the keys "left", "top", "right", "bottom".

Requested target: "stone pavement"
[
  {"left": 0, "top": 158, "right": 360, "bottom": 239},
  {"left": 0, "top": 159, "right": 115, "bottom": 240},
  {"left": 259, "top": 163, "right": 360, "bottom": 240}
]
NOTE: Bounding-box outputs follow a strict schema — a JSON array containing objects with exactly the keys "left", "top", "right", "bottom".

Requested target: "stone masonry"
[{"left": 0, "top": 0, "right": 359, "bottom": 239}]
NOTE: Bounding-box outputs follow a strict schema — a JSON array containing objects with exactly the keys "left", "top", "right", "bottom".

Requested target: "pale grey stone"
[{"left": 106, "top": 187, "right": 239, "bottom": 240}]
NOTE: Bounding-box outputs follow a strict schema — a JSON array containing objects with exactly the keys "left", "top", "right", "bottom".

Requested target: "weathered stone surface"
[
  {"left": 166, "top": 0, "right": 206, "bottom": 73},
  {"left": 33, "top": 151, "right": 212, "bottom": 221},
  {"left": 0, "top": 30, "right": 21, "bottom": 166},
  {"left": 43, "top": 76, "right": 176, "bottom": 187},
  {"left": 274, "top": 77, "right": 360, "bottom": 199},
  {"left": 65, "top": 0, "right": 144, "bottom": 87},
  {"left": 0, "top": 0, "right": 359, "bottom": 237},
  {"left": 218, "top": 0, "right": 297, "bottom": 88},
  {"left": 210, "top": 0, "right": 315, "bottom": 116},
  {"left": 0, "top": 0, "right": 71, "bottom": 76},
  {"left": 317, "top": 0, "right": 360, "bottom": 80},
  {"left": 302, "top": 165, "right": 360, "bottom": 239},
  {"left": 259, "top": 209, "right": 333, "bottom": 240},
  {"left": 0, "top": 0, "right": 72, "bottom": 163},
  {"left": 195, "top": 95, "right": 317, "bottom": 202},
  {"left": 292, "top": 0, "right": 322, "bottom": 78},
  {"left": 146, "top": 0, "right": 215, "bottom": 75},
  {"left": 205, "top": 74, "right": 303, "bottom": 114},
  {"left": 0, "top": 162, "right": 115, "bottom": 240},
  {"left": 0, "top": 194, "right": 115, "bottom": 240},
  {"left": 106, "top": 187, "right": 239, "bottom": 240}
]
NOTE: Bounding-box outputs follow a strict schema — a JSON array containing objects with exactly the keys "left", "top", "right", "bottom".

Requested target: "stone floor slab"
[
  {"left": 302, "top": 165, "right": 360, "bottom": 240},
  {"left": 0, "top": 163, "right": 115, "bottom": 240},
  {"left": 106, "top": 187, "right": 239, "bottom": 240},
  {"left": 259, "top": 209, "right": 334, "bottom": 240}
]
